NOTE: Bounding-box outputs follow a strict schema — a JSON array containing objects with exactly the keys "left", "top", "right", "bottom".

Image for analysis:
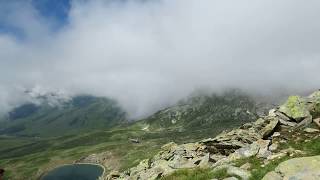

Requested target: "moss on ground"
[
  {"left": 249, "top": 156, "right": 290, "bottom": 180},
  {"left": 281, "top": 135, "right": 320, "bottom": 156},
  {"left": 246, "top": 136, "right": 320, "bottom": 180}
]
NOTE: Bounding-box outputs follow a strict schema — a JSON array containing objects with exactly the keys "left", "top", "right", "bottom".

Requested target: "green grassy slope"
[
  {"left": 0, "top": 91, "right": 267, "bottom": 179},
  {"left": 144, "top": 90, "right": 261, "bottom": 132},
  {"left": 0, "top": 124, "right": 215, "bottom": 180},
  {"left": 0, "top": 96, "right": 127, "bottom": 137}
]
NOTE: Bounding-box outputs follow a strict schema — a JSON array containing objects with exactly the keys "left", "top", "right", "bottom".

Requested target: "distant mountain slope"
[
  {"left": 0, "top": 90, "right": 270, "bottom": 138},
  {"left": 0, "top": 95, "right": 127, "bottom": 137},
  {"left": 143, "top": 90, "right": 266, "bottom": 133}
]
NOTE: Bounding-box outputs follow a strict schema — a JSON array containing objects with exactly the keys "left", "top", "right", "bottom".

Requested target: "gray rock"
[
  {"left": 279, "top": 119, "right": 297, "bottom": 127},
  {"left": 272, "top": 132, "right": 281, "bottom": 137},
  {"left": 210, "top": 154, "right": 226, "bottom": 162},
  {"left": 304, "top": 127, "right": 320, "bottom": 133},
  {"left": 296, "top": 116, "right": 313, "bottom": 129},
  {"left": 259, "top": 118, "right": 279, "bottom": 138},
  {"left": 228, "top": 143, "right": 259, "bottom": 161},
  {"left": 261, "top": 171, "right": 282, "bottom": 180},
  {"left": 275, "top": 110, "right": 291, "bottom": 121},
  {"left": 223, "top": 177, "right": 239, "bottom": 180},
  {"left": 256, "top": 139, "right": 272, "bottom": 159},
  {"left": 198, "top": 153, "right": 211, "bottom": 168},
  {"left": 279, "top": 96, "right": 311, "bottom": 122},
  {"left": 263, "top": 155, "right": 320, "bottom": 180},
  {"left": 268, "top": 109, "right": 277, "bottom": 117},
  {"left": 226, "top": 166, "right": 251, "bottom": 180},
  {"left": 269, "top": 143, "right": 278, "bottom": 152},
  {"left": 313, "top": 118, "right": 320, "bottom": 128},
  {"left": 254, "top": 118, "right": 265, "bottom": 126},
  {"left": 138, "top": 167, "right": 164, "bottom": 180},
  {"left": 267, "top": 152, "right": 287, "bottom": 161},
  {"left": 240, "top": 163, "right": 251, "bottom": 170},
  {"left": 307, "top": 91, "right": 320, "bottom": 115}
]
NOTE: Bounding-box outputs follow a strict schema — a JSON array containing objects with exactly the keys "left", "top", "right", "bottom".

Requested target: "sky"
[{"left": 0, "top": 0, "right": 320, "bottom": 119}]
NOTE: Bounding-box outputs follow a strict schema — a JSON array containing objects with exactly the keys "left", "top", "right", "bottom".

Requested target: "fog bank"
[{"left": 1, "top": 0, "right": 320, "bottom": 118}]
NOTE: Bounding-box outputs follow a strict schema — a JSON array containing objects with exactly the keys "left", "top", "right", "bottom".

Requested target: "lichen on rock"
[
  {"left": 110, "top": 91, "right": 320, "bottom": 180},
  {"left": 279, "top": 96, "right": 311, "bottom": 122},
  {"left": 263, "top": 155, "right": 320, "bottom": 180}
]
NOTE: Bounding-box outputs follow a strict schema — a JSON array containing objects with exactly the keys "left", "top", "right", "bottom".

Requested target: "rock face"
[
  {"left": 262, "top": 171, "right": 282, "bottom": 180},
  {"left": 109, "top": 91, "right": 320, "bottom": 180},
  {"left": 262, "top": 156, "right": 320, "bottom": 180},
  {"left": 226, "top": 166, "right": 251, "bottom": 180},
  {"left": 313, "top": 118, "right": 320, "bottom": 128},
  {"left": 279, "top": 96, "right": 311, "bottom": 122},
  {"left": 114, "top": 142, "right": 211, "bottom": 179},
  {"left": 259, "top": 118, "right": 279, "bottom": 138},
  {"left": 304, "top": 128, "right": 320, "bottom": 133},
  {"left": 308, "top": 91, "right": 320, "bottom": 117}
]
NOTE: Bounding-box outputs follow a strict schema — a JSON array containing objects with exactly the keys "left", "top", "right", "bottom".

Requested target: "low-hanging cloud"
[{"left": 1, "top": 0, "right": 320, "bottom": 119}]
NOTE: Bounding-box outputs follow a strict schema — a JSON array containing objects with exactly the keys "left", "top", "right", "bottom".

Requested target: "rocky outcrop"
[
  {"left": 109, "top": 91, "right": 320, "bottom": 180},
  {"left": 307, "top": 91, "right": 320, "bottom": 117},
  {"left": 304, "top": 127, "right": 319, "bottom": 133},
  {"left": 112, "top": 142, "right": 211, "bottom": 179},
  {"left": 313, "top": 118, "right": 320, "bottom": 128},
  {"left": 262, "top": 171, "right": 282, "bottom": 180},
  {"left": 262, "top": 156, "right": 320, "bottom": 180},
  {"left": 279, "top": 96, "right": 311, "bottom": 122}
]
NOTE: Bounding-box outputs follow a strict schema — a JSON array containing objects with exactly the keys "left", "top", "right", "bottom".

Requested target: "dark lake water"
[{"left": 42, "top": 164, "right": 104, "bottom": 180}]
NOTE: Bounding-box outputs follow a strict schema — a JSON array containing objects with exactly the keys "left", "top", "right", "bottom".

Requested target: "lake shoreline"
[{"left": 40, "top": 163, "right": 105, "bottom": 180}]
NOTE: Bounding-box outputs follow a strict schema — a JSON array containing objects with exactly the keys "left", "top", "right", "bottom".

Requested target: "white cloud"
[{"left": 0, "top": 0, "right": 320, "bottom": 118}]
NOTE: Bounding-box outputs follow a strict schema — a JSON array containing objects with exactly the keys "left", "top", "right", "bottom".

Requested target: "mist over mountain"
[
  {"left": 2, "top": 2, "right": 320, "bottom": 180},
  {"left": 0, "top": 94, "right": 127, "bottom": 137},
  {"left": 1, "top": 0, "right": 320, "bottom": 118},
  {"left": 0, "top": 89, "right": 269, "bottom": 138}
]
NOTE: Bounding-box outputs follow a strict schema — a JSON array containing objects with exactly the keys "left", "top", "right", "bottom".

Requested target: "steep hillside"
[
  {"left": 0, "top": 90, "right": 267, "bottom": 138},
  {"left": 0, "top": 90, "right": 273, "bottom": 180},
  {"left": 0, "top": 95, "right": 127, "bottom": 137},
  {"left": 112, "top": 90, "right": 320, "bottom": 180},
  {"left": 143, "top": 90, "right": 266, "bottom": 133}
]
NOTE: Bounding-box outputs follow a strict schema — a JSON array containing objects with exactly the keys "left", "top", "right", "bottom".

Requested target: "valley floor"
[{"left": 0, "top": 124, "right": 231, "bottom": 180}]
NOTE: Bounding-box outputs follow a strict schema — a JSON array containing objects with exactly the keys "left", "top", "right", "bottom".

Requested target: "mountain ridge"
[
  {"left": 0, "top": 95, "right": 127, "bottom": 137},
  {"left": 107, "top": 90, "right": 320, "bottom": 180},
  {"left": 0, "top": 90, "right": 268, "bottom": 137}
]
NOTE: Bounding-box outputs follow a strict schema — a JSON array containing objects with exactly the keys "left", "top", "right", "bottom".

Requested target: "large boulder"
[
  {"left": 262, "top": 155, "right": 320, "bottom": 180},
  {"left": 279, "top": 96, "right": 311, "bottom": 122},
  {"left": 262, "top": 171, "right": 282, "bottom": 180},
  {"left": 259, "top": 118, "right": 279, "bottom": 138},
  {"left": 168, "top": 156, "right": 197, "bottom": 169},
  {"left": 228, "top": 139, "right": 271, "bottom": 161},
  {"left": 228, "top": 143, "right": 259, "bottom": 161},
  {"left": 202, "top": 127, "right": 262, "bottom": 156},
  {"left": 313, "top": 118, "right": 320, "bottom": 128},
  {"left": 308, "top": 90, "right": 320, "bottom": 118},
  {"left": 256, "top": 139, "right": 271, "bottom": 158},
  {"left": 226, "top": 166, "right": 251, "bottom": 180},
  {"left": 304, "top": 127, "right": 319, "bottom": 133}
]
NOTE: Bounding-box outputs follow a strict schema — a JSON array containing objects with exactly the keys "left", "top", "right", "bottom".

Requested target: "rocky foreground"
[{"left": 107, "top": 91, "right": 320, "bottom": 180}]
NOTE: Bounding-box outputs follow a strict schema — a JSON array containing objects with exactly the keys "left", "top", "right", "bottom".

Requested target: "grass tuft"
[{"left": 161, "top": 168, "right": 215, "bottom": 180}]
